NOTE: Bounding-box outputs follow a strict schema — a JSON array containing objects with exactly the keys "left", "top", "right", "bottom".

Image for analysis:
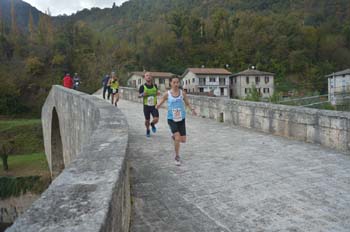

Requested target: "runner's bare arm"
[
  {"left": 183, "top": 91, "right": 197, "bottom": 116},
  {"left": 156, "top": 92, "right": 168, "bottom": 109}
]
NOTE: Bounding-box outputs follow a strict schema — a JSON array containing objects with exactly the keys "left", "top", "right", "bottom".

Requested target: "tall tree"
[
  {"left": 10, "top": 0, "right": 18, "bottom": 37},
  {"left": 28, "top": 10, "right": 35, "bottom": 42}
]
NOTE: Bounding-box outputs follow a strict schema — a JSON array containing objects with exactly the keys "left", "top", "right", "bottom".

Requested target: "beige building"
[
  {"left": 326, "top": 68, "right": 350, "bottom": 105},
  {"left": 230, "top": 69, "right": 275, "bottom": 98},
  {"left": 181, "top": 68, "right": 232, "bottom": 97},
  {"left": 127, "top": 71, "right": 176, "bottom": 91}
]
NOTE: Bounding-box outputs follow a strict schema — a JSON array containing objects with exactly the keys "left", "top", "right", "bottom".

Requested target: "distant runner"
[
  {"left": 63, "top": 73, "right": 73, "bottom": 89},
  {"left": 102, "top": 74, "right": 111, "bottom": 100},
  {"left": 73, "top": 73, "right": 81, "bottom": 90},
  {"left": 108, "top": 72, "right": 119, "bottom": 106},
  {"left": 139, "top": 72, "right": 160, "bottom": 137}
]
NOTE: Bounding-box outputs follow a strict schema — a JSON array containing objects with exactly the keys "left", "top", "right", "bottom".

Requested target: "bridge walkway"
[{"left": 116, "top": 99, "right": 350, "bottom": 232}]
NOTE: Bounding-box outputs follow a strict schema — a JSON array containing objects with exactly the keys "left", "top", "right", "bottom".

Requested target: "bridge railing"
[
  {"left": 120, "top": 87, "right": 350, "bottom": 153},
  {"left": 7, "top": 86, "right": 130, "bottom": 232}
]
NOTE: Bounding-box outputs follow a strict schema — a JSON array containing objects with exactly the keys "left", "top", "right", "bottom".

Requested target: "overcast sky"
[{"left": 23, "top": 0, "right": 128, "bottom": 16}]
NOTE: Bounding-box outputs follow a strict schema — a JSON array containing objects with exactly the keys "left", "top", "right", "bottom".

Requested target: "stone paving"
[{"left": 117, "top": 99, "right": 350, "bottom": 232}]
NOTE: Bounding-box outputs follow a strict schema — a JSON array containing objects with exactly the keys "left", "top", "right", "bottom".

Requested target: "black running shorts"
[
  {"left": 168, "top": 119, "right": 186, "bottom": 136},
  {"left": 143, "top": 105, "right": 159, "bottom": 120}
]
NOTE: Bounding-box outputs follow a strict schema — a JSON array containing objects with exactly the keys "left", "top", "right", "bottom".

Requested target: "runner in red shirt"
[{"left": 63, "top": 73, "right": 73, "bottom": 89}]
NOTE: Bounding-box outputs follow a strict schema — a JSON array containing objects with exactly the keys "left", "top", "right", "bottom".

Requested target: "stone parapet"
[
  {"left": 7, "top": 86, "right": 130, "bottom": 232},
  {"left": 120, "top": 87, "right": 350, "bottom": 153}
]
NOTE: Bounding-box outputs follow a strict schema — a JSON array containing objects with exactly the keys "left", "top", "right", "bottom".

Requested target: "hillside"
[
  {"left": 0, "top": 0, "right": 43, "bottom": 32},
  {"left": 0, "top": 0, "right": 350, "bottom": 116}
]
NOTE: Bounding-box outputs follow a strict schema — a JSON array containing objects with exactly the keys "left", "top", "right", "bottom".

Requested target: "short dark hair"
[{"left": 169, "top": 76, "right": 180, "bottom": 83}]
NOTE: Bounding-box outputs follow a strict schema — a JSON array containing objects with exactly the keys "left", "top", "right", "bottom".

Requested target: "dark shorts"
[
  {"left": 168, "top": 119, "right": 186, "bottom": 136},
  {"left": 143, "top": 105, "right": 159, "bottom": 120}
]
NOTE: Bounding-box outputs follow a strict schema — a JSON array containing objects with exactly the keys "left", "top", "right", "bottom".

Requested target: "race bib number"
[
  {"left": 172, "top": 108, "right": 182, "bottom": 122},
  {"left": 112, "top": 89, "right": 117, "bottom": 94},
  {"left": 147, "top": 96, "right": 155, "bottom": 106}
]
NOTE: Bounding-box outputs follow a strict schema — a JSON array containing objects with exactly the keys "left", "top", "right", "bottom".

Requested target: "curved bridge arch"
[{"left": 7, "top": 86, "right": 130, "bottom": 232}]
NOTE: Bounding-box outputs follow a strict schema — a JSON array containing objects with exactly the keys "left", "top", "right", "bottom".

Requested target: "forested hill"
[
  {"left": 0, "top": 0, "right": 350, "bottom": 116},
  {"left": 58, "top": 0, "right": 350, "bottom": 91},
  {"left": 0, "top": 0, "right": 43, "bottom": 32}
]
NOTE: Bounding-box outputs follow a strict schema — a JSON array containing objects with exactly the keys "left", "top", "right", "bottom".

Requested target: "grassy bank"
[
  {"left": 0, "top": 153, "right": 49, "bottom": 177},
  {"left": 0, "top": 119, "right": 51, "bottom": 201},
  {"left": 0, "top": 119, "right": 44, "bottom": 161}
]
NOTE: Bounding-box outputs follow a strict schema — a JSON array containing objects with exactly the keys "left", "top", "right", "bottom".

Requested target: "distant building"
[
  {"left": 181, "top": 68, "right": 232, "bottom": 97},
  {"left": 230, "top": 69, "right": 275, "bottom": 98},
  {"left": 326, "top": 68, "right": 350, "bottom": 105},
  {"left": 127, "top": 71, "right": 176, "bottom": 91}
]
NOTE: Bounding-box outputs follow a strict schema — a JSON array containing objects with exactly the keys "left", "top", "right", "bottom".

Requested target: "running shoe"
[
  {"left": 151, "top": 123, "right": 157, "bottom": 133},
  {"left": 175, "top": 156, "right": 181, "bottom": 166},
  {"left": 146, "top": 130, "right": 151, "bottom": 137}
]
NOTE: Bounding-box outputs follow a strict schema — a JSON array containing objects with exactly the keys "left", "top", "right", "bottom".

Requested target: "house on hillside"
[
  {"left": 326, "top": 68, "right": 350, "bottom": 105},
  {"left": 127, "top": 71, "right": 176, "bottom": 91},
  {"left": 230, "top": 69, "right": 275, "bottom": 98},
  {"left": 181, "top": 68, "right": 232, "bottom": 97}
]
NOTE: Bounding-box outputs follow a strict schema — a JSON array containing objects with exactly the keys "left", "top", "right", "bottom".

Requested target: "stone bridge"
[{"left": 7, "top": 86, "right": 350, "bottom": 232}]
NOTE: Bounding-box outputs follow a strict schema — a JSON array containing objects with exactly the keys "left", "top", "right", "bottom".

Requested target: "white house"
[
  {"left": 326, "top": 68, "right": 350, "bottom": 104},
  {"left": 230, "top": 69, "right": 275, "bottom": 98},
  {"left": 127, "top": 71, "right": 176, "bottom": 91},
  {"left": 181, "top": 68, "right": 232, "bottom": 97}
]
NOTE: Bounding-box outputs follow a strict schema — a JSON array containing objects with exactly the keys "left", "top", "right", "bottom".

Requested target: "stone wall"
[
  {"left": 120, "top": 87, "right": 350, "bottom": 153},
  {"left": 1, "top": 193, "right": 39, "bottom": 224},
  {"left": 7, "top": 86, "right": 130, "bottom": 232}
]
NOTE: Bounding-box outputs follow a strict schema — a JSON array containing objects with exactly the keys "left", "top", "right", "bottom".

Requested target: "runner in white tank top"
[{"left": 156, "top": 76, "right": 196, "bottom": 166}]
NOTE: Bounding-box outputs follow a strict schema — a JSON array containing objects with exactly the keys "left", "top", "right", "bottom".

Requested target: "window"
[
  {"left": 159, "top": 79, "right": 165, "bottom": 84},
  {"left": 199, "top": 88, "right": 204, "bottom": 92},
  {"left": 255, "top": 76, "right": 260, "bottom": 84},
  {"left": 199, "top": 78, "right": 206, "bottom": 85},
  {"left": 192, "top": 89, "right": 194, "bottom": 92},
  {"left": 263, "top": 88, "right": 270, "bottom": 93},
  {"left": 245, "top": 88, "right": 248, "bottom": 94},
  {"left": 210, "top": 77, "right": 216, "bottom": 82},
  {"left": 138, "top": 79, "right": 141, "bottom": 84},
  {"left": 220, "top": 88, "right": 225, "bottom": 96},
  {"left": 265, "top": 76, "right": 269, "bottom": 83},
  {"left": 246, "top": 76, "right": 249, "bottom": 84},
  {"left": 235, "top": 77, "right": 237, "bottom": 83},
  {"left": 192, "top": 78, "right": 195, "bottom": 83},
  {"left": 219, "top": 78, "right": 225, "bottom": 85}
]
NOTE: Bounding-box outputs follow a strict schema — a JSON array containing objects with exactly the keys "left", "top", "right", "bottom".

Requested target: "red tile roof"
[
  {"left": 130, "top": 71, "right": 176, "bottom": 78},
  {"left": 182, "top": 68, "right": 232, "bottom": 77},
  {"left": 231, "top": 69, "right": 274, "bottom": 76}
]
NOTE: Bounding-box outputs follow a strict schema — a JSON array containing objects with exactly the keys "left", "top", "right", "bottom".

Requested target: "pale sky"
[{"left": 23, "top": 0, "right": 129, "bottom": 16}]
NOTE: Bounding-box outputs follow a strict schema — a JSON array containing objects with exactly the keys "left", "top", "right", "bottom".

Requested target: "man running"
[
  {"left": 73, "top": 73, "right": 81, "bottom": 90},
  {"left": 139, "top": 72, "right": 160, "bottom": 137},
  {"left": 102, "top": 74, "right": 111, "bottom": 100},
  {"left": 108, "top": 72, "right": 119, "bottom": 106},
  {"left": 63, "top": 73, "right": 73, "bottom": 89}
]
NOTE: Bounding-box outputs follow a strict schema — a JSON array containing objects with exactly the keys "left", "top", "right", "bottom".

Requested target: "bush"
[
  {"left": 0, "top": 176, "right": 50, "bottom": 199},
  {"left": 25, "top": 56, "right": 45, "bottom": 75}
]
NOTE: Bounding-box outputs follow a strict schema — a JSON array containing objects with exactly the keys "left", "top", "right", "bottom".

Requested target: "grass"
[
  {"left": 0, "top": 153, "right": 50, "bottom": 177},
  {"left": 0, "top": 118, "right": 44, "bottom": 157},
  {"left": 0, "top": 119, "right": 41, "bottom": 132}
]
